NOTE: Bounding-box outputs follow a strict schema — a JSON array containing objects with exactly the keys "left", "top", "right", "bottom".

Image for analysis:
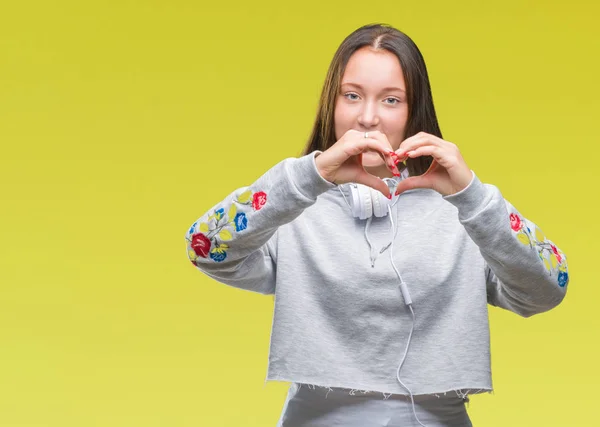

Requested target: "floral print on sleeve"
[
  {"left": 510, "top": 213, "right": 569, "bottom": 287},
  {"left": 186, "top": 190, "right": 268, "bottom": 264}
]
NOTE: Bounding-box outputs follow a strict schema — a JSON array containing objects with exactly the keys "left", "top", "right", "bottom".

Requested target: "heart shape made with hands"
[{"left": 381, "top": 160, "right": 410, "bottom": 205}]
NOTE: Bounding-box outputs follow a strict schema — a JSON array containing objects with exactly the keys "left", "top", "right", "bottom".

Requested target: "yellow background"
[{"left": 1, "top": 0, "right": 597, "bottom": 425}]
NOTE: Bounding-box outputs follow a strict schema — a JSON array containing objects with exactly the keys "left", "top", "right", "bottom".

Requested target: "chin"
[{"left": 361, "top": 151, "right": 385, "bottom": 168}]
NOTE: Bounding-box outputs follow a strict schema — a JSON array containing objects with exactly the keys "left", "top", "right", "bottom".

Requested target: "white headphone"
[
  {"left": 348, "top": 168, "right": 410, "bottom": 219},
  {"left": 338, "top": 166, "right": 429, "bottom": 427}
]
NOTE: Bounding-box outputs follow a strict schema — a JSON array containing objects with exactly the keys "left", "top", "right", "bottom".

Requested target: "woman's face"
[{"left": 334, "top": 46, "right": 409, "bottom": 177}]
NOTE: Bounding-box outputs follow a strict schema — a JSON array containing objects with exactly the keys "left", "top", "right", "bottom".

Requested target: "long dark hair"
[{"left": 301, "top": 23, "right": 442, "bottom": 176}]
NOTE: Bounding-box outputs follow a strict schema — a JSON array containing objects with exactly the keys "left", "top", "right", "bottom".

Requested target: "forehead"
[{"left": 341, "top": 47, "right": 405, "bottom": 89}]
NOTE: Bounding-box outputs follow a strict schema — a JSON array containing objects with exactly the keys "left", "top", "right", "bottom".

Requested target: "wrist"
[{"left": 314, "top": 151, "right": 336, "bottom": 184}]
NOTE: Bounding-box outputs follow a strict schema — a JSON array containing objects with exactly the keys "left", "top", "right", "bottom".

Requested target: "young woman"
[{"left": 185, "top": 23, "right": 569, "bottom": 427}]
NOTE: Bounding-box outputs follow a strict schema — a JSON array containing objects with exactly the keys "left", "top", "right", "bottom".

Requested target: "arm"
[
  {"left": 184, "top": 151, "right": 335, "bottom": 295},
  {"left": 444, "top": 174, "right": 569, "bottom": 317}
]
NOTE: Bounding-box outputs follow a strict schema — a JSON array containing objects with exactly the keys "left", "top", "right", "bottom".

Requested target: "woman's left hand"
[{"left": 393, "top": 132, "right": 473, "bottom": 197}]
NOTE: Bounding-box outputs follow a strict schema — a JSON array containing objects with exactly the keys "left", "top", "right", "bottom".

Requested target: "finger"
[
  {"left": 399, "top": 131, "right": 440, "bottom": 146},
  {"left": 396, "top": 135, "right": 441, "bottom": 157},
  {"left": 348, "top": 138, "right": 397, "bottom": 166},
  {"left": 389, "top": 151, "right": 408, "bottom": 170},
  {"left": 350, "top": 136, "right": 400, "bottom": 175},
  {"left": 366, "top": 131, "right": 405, "bottom": 175},
  {"left": 369, "top": 144, "right": 400, "bottom": 176},
  {"left": 396, "top": 132, "right": 448, "bottom": 155},
  {"left": 394, "top": 132, "right": 428, "bottom": 152},
  {"left": 362, "top": 130, "right": 394, "bottom": 152},
  {"left": 330, "top": 137, "right": 390, "bottom": 169},
  {"left": 355, "top": 170, "right": 392, "bottom": 199},
  {"left": 405, "top": 145, "right": 441, "bottom": 160}
]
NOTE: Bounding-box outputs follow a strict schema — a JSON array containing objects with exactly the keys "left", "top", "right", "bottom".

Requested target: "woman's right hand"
[{"left": 314, "top": 129, "right": 402, "bottom": 198}]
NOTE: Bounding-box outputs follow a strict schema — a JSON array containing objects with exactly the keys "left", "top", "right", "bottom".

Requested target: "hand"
[
  {"left": 315, "top": 129, "right": 403, "bottom": 198},
  {"left": 393, "top": 132, "right": 473, "bottom": 197}
]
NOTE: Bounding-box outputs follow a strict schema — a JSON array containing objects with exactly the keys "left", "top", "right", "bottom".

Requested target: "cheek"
[
  {"left": 334, "top": 102, "right": 346, "bottom": 122},
  {"left": 383, "top": 110, "right": 409, "bottom": 148},
  {"left": 333, "top": 103, "right": 351, "bottom": 135}
]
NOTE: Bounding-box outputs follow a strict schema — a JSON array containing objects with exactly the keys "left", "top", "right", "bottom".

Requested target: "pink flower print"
[
  {"left": 551, "top": 244, "right": 562, "bottom": 263},
  {"left": 191, "top": 233, "right": 211, "bottom": 258},
  {"left": 510, "top": 213, "right": 523, "bottom": 232},
  {"left": 252, "top": 191, "right": 267, "bottom": 211}
]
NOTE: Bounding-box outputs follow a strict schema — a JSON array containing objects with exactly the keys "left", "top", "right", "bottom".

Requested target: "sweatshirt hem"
[{"left": 264, "top": 374, "right": 492, "bottom": 399}]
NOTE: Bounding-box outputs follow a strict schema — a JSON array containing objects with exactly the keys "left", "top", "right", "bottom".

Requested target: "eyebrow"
[{"left": 341, "top": 82, "right": 405, "bottom": 93}]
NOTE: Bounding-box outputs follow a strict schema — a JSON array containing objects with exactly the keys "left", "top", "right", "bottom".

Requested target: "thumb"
[
  {"left": 355, "top": 171, "right": 391, "bottom": 199},
  {"left": 394, "top": 175, "right": 431, "bottom": 196}
]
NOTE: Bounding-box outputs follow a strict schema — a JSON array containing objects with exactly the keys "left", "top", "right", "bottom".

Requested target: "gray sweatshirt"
[{"left": 184, "top": 151, "right": 569, "bottom": 396}]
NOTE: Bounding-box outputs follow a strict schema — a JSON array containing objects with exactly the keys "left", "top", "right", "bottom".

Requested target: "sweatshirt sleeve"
[
  {"left": 184, "top": 151, "right": 336, "bottom": 295},
  {"left": 443, "top": 173, "right": 569, "bottom": 318}
]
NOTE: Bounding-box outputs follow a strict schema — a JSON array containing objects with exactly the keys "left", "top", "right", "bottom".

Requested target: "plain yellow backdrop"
[{"left": 1, "top": 0, "right": 598, "bottom": 425}]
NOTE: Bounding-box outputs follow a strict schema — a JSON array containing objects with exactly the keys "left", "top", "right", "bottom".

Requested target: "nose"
[{"left": 357, "top": 100, "right": 380, "bottom": 128}]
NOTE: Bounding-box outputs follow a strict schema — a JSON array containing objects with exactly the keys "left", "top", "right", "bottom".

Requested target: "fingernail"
[{"left": 387, "top": 194, "right": 392, "bottom": 199}]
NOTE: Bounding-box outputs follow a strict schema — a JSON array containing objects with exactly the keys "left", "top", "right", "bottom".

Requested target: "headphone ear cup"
[
  {"left": 350, "top": 185, "right": 361, "bottom": 218},
  {"left": 360, "top": 185, "right": 373, "bottom": 220},
  {"left": 349, "top": 184, "right": 389, "bottom": 219},
  {"left": 369, "top": 188, "right": 389, "bottom": 218}
]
